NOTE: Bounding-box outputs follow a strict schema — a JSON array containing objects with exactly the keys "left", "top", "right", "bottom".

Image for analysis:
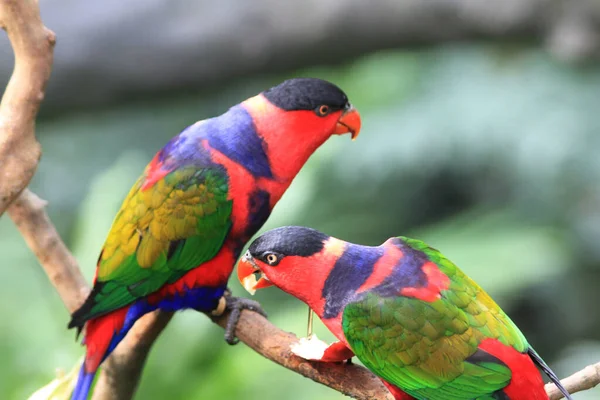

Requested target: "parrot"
[
  {"left": 67, "top": 79, "right": 361, "bottom": 400},
  {"left": 237, "top": 226, "right": 573, "bottom": 400}
]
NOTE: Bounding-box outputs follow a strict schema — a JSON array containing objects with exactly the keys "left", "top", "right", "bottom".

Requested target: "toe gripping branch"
[{"left": 215, "top": 288, "right": 268, "bottom": 345}]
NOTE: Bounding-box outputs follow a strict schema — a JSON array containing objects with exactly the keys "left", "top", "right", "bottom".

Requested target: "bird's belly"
[
  {"left": 101, "top": 286, "right": 226, "bottom": 361},
  {"left": 155, "top": 285, "right": 226, "bottom": 313}
]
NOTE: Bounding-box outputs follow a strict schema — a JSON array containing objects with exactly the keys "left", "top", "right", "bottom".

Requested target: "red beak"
[
  {"left": 237, "top": 252, "right": 273, "bottom": 295},
  {"left": 333, "top": 106, "right": 361, "bottom": 140}
]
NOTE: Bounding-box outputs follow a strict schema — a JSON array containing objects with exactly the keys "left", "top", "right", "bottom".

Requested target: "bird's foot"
[
  {"left": 291, "top": 336, "right": 354, "bottom": 363},
  {"left": 218, "top": 289, "right": 267, "bottom": 345}
]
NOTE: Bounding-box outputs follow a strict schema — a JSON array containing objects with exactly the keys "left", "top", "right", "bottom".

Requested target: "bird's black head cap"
[
  {"left": 249, "top": 226, "right": 329, "bottom": 260},
  {"left": 263, "top": 78, "right": 349, "bottom": 112}
]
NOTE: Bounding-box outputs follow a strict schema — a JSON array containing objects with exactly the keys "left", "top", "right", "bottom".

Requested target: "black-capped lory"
[
  {"left": 238, "top": 226, "right": 573, "bottom": 400},
  {"left": 68, "top": 79, "right": 361, "bottom": 400}
]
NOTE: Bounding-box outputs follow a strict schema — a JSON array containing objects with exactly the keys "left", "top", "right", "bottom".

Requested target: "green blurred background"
[{"left": 2, "top": 1, "right": 600, "bottom": 399}]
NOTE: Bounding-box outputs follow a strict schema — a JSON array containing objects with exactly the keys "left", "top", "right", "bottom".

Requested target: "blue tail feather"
[{"left": 71, "top": 364, "right": 95, "bottom": 400}]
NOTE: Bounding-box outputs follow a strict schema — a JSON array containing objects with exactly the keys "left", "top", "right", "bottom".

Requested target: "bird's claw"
[{"left": 222, "top": 290, "right": 267, "bottom": 345}]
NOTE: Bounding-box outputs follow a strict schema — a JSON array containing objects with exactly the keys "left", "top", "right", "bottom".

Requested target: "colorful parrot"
[
  {"left": 68, "top": 79, "right": 361, "bottom": 400},
  {"left": 238, "top": 226, "right": 573, "bottom": 400}
]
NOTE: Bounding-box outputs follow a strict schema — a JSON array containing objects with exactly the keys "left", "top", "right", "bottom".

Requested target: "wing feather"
[
  {"left": 342, "top": 238, "right": 528, "bottom": 400},
  {"left": 69, "top": 163, "right": 232, "bottom": 329}
]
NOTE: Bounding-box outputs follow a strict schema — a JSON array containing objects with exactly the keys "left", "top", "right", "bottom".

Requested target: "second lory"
[
  {"left": 238, "top": 226, "right": 573, "bottom": 400},
  {"left": 68, "top": 79, "right": 361, "bottom": 400}
]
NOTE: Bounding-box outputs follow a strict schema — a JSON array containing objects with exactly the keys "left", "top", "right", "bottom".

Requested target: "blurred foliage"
[{"left": 2, "top": 44, "right": 600, "bottom": 399}]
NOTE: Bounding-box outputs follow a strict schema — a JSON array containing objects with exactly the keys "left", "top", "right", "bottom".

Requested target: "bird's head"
[
  {"left": 237, "top": 226, "right": 345, "bottom": 306},
  {"left": 242, "top": 78, "right": 361, "bottom": 179},
  {"left": 260, "top": 78, "right": 360, "bottom": 139}
]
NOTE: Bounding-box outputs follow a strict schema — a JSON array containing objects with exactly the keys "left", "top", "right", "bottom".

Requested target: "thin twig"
[
  {"left": 0, "top": 0, "right": 55, "bottom": 216},
  {"left": 8, "top": 190, "right": 89, "bottom": 310},
  {"left": 546, "top": 361, "right": 600, "bottom": 399}
]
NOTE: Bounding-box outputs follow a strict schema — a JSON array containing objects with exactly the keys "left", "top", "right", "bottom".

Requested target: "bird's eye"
[
  {"left": 316, "top": 105, "right": 330, "bottom": 116},
  {"left": 265, "top": 253, "right": 280, "bottom": 266}
]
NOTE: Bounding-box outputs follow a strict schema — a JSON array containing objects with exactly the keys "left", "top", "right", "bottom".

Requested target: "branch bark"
[
  {"left": 0, "top": 0, "right": 54, "bottom": 216},
  {"left": 546, "top": 361, "right": 600, "bottom": 400},
  {"left": 8, "top": 190, "right": 88, "bottom": 310},
  {"left": 211, "top": 310, "right": 394, "bottom": 400}
]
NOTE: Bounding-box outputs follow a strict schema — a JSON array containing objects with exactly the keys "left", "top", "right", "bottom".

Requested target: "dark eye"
[
  {"left": 316, "top": 105, "right": 330, "bottom": 117},
  {"left": 265, "top": 253, "right": 280, "bottom": 266}
]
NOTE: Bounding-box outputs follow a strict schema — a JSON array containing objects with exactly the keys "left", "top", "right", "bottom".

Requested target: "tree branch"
[
  {"left": 546, "top": 361, "right": 600, "bottom": 400},
  {"left": 210, "top": 310, "right": 394, "bottom": 400},
  {"left": 8, "top": 190, "right": 89, "bottom": 310},
  {"left": 0, "top": 0, "right": 54, "bottom": 216}
]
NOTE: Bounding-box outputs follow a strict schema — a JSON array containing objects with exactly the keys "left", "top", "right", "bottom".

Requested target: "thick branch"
[
  {"left": 211, "top": 310, "right": 394, "bottom": 400},
  {"left": 546, "top": 361, "right": 600, "bottom": 400},
  {"left": 0, "top": 0, "right": 54, "bottom": 215}
]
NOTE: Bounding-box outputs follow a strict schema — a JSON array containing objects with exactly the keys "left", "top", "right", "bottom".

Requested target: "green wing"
[
  {"left": 342, "top": 237, "right": 529, "bottom": 400},
  {"left": 71, "top": 165, "right": 232, "bottom": 326}
]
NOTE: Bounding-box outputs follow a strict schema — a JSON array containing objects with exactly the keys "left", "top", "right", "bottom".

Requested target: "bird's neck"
[
  {"left": 300, "top": 241, "right": 404, "bottom": 340},
  {"left": 281, "top": 240, "right": 374, "bottom": 342},
  {"left": 241, "top": 95, "right": 333, "bottom": 185},
  {"left": 197, "top": 98, "right": 332, "bottom": 240}
]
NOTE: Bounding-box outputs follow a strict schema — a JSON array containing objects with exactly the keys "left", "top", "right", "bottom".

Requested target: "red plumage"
[
  {"left": 479, "top": 339, "right": 549, "bottom": 400},
  {"left": 83, "top": 307, "right": 129, "bottom": 372},
  {"left": 381, "top": 381, "right": 417, "bottom": 400}
]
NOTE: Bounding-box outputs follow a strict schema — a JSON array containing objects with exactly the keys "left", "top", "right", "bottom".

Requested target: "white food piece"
[
  {"left": 290, "top": 334, "right": 330, "bottom": 361},
  {"left": 241, "top": 274, "right": 258, "bottom": 295}
]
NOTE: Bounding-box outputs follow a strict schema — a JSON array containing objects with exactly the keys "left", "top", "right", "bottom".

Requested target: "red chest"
[
  {"left": 147, "top": 246, "right": 236, "bottom": 302},
  {"left": 207, "top": 141, "right": 287, "bottom": 239}
]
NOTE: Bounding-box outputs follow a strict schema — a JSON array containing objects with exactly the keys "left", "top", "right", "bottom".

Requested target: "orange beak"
[
  {"left": 333, "top": 105, "right": 361, "bottom": 140},
  {"left": 237, "top": 252, "right": 273, "bottom": 295}
]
